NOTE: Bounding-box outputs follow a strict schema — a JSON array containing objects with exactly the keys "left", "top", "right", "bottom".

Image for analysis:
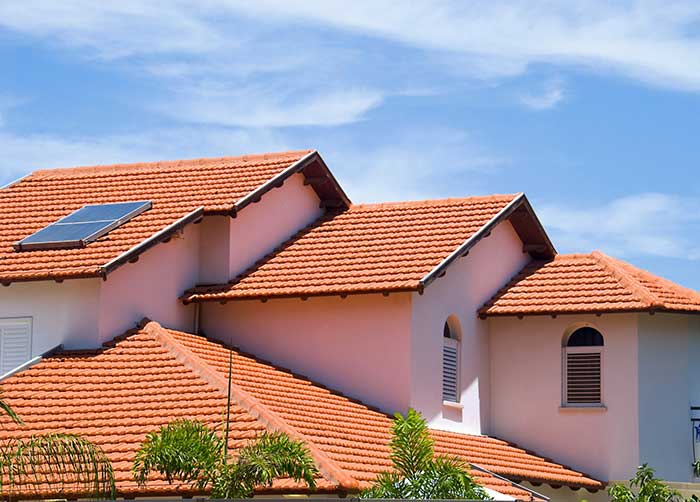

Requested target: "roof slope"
[
  {"left": 0, "top": 321, "right": 602, "bottom": 499},
  {"left": 186, "top": 194, "right": 552, "bottom": 302},
  {"left": 0, "top": 150, "right": 336, "bottom": 283},
  {"left": 481, "top": 251, "right": 700, "bottom": 317}
]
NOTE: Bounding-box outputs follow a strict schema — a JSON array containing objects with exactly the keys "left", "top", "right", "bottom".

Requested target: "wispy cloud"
[
  {"left": 518, "top": 78, "right": 566, "bottom": 110},
  {"left": 156, "top": 86, "right": 384, "bottom": 128},
  {"left": 538, "top": 193, "right": 700, "bottom": 260},
  {"left": 324, "top": 127, "right": 509, "bottom": 202},
  {"left": 4, "top": 1, "right": 700, "bottom": 93},
  {"left": 0, "top": 127, "right": 290, "bottom": 183}
]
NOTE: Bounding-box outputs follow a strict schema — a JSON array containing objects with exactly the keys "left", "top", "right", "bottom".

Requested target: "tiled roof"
[
  {"left": 185, "top": 194, "right": 532, "bottom": 302},
  {"left": 0, "top": 150, "right": 323, "bottom": 283},
  {"left": 0, "top": 321, "right": 603, "bottom": 499},
  {"left": 480, "top": 251, "right": 700, "bottom": 317}
]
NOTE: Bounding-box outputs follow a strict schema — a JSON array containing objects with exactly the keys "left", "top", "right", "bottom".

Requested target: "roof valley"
[{"left": 144, "top": 320, "right": 359, "bottom": 491}]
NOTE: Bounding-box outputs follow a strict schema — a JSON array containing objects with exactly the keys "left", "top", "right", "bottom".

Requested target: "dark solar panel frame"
[{"left": 15, "top": 201, "right": 152, "bottom": 251}]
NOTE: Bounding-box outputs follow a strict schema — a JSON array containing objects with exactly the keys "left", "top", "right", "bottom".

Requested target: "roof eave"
[{"left": 420, "top": 193, "right": 555, "bottom": 291}]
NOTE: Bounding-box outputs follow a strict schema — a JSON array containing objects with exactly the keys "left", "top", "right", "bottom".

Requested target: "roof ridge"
[
  {"left": 28, "top": 150, "right": 313, "bottom": 180},
  {"left": 605, "top": 254, "right": 700, "bottom": 305},
  {"left": 591, "top": 251, "right": 662, "bottom": 309},
  {"left": 348, "top": 193, "right": 519, "bottom": 210},
  {"left": 143, "top": 321, "right": 360, "bottom": 491}
]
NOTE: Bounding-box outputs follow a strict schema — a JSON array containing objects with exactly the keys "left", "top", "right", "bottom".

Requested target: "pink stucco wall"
[
  {"left": 489, "top": 314, "right": 640, "bottom": 481},
  {"left": 411, "top": 220, "right": 530, "bottom": 435},
  {"left": 201, "top": 293, "right": 413, "bottom": 414},
  {"left": 98, "top": 223, "right": 200, "bottom": 341}
]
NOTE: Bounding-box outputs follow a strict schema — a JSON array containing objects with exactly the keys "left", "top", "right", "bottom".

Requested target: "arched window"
[
  {"left": 563, "top": 327, "right": 604, "bottom": 406},
  {"left": 442, "top": 320, "right": 460, "bottom": 403}
]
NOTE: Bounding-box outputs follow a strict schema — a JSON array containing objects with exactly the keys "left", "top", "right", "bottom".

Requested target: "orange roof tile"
[
  {"left": 0, "top": 150, "right": 338, "bottom": 283},
  {"left": 185, "top": 194, "right": 552, "bottom": 302},
  {"left": 0, "top": 321, "right": 602, "bottom": 499},
  {"left": 480, "top": 251, "right": 700, "bottom": 317}
]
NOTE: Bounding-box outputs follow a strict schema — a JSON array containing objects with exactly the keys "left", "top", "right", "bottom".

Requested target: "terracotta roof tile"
[
  {"left": 185, "top": 195, "right": 520, "bottom": 302},
  {"left": 0, "top": 150, "right": 312, "bottom": 283},
  {"left": 0, "top": 321, "right": 602, "bottom": 499},
  {"left": 481, "top": 251, "right": 700, "bottom": 316}
]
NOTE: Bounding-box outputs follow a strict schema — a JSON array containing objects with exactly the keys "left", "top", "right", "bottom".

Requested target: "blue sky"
[{"left": 1, "top": 1, "right": 699, "bottom": 288}]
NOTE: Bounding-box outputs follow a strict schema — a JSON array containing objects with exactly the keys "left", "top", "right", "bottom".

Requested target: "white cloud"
[
  {"left": 538, "top": 193, "right": 700, "bottom": 260},
  {"left": 3, "top": 1, "right": 700, "bottom": 92},
  {"left": 322, "top": 127, "right": 509, "bottom": 202},
  {"left": 518, "top": 78, "right": 566, "bottom": 110},
  {"left": 157, "top": 86, "right": 384, "bottom": 128},
  {"left": 0, "top": 127, "right": 291, "bottom": 184}
]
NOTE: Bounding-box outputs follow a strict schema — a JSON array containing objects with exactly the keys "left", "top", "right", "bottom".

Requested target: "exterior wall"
[
  {"left": 98, "top": 223, "right": 200, "bottom": 342},
  {"left": 201, "top": 293, "right": 413, "bottom": 413},
  {"left": 489, "top": 313, "right": 639, "bottom": 482},
  {"left": 637, "top": 313, "right": 697, "bottom": 483},
  {"left": 228, "top": 173, "right": 322, "bottom": 278},
  {"left": 0, "top": 279, "right": 101, "bottom": 354},
  {"left": 411, "top": 220, "right": 530, "bottom": 435},
  {"left": 198, "top": 216, "right": 230, "bottom": 284}
]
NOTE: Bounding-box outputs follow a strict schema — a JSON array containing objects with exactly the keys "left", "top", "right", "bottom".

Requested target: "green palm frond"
[
  {"left": 133, "top": 419, "right": 318, "bottom": 498},
  {"left": 132, "top": 419, "right": 224, "bottom": 488},
  {"left": 361, "top": 408, "right": 490, "bottom": 500},
  {"left": 0, "top": 393, "right": 22, "bottom": 426},
  {"left": 212, "top": 431, "right": 318, "bottom": 498},
  {"left": 0, "top": 433, "right": 115, "bottom": 499}
]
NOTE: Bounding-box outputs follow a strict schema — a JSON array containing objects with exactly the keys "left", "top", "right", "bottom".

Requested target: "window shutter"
[
  {"left": 566, "top": 350, "right": 601, "bottom": 404},
  {"left": 442, "top": 339, "right": 459, "bottom": 402},
  {"left": 0, "top": 318, "right": 32, "bottom": 375}
]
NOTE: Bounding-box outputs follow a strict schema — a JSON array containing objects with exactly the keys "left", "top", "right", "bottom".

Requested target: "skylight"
[{"left": 15, "top": 201, "right": 152, "bottom": 251}]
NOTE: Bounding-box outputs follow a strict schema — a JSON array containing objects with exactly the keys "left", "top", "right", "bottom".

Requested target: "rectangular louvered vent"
[
  {"left": 442, "top": 339, "right": 459, "bottom": 402},
  {"left": 566, "top": 351, "right": 601, "bottom": 405},
  {"left": 0, "top": 318, "right": 31, "bottom": 375}
]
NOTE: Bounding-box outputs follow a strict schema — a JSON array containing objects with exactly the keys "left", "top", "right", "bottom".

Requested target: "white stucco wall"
[
  {"left": 411, "top": 220, "right": 530, "bottom": 435},
  {"left": 201, "top": 293, "right": 413, "bottom": 413},
  {"left": 98, "top": 223, "right": 200, "bottom": 342},
  {"left": 637, "top": 313, "right": 697, "bottom": 483},
  {"left": 0, "top": 278, "right": 101, "bottom": 354},
  {"left": 228, "top": 173, "right": 322, "bottom": 278},
  {"left": 489, "top": 314, "right": 640, "bottom": 482}
]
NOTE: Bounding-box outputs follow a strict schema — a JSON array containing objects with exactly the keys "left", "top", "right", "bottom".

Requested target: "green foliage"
[
  {"left": 0, "top": 391, "right": 115, "bottom": 500},
  {"left": 608, "top": 464, "right": 684, "bottom": 502},
  {"left": 132, "top": 419, "right": 224, "bottom": 488},
  {"left": 361, "top": 408, "right": 490, "bottom": 500},
  {"left": 0, "top": 433, "right": 116, "bottom": 499},
  {"left": 132, "top": 419, "right": 318, "bottom": 498}
]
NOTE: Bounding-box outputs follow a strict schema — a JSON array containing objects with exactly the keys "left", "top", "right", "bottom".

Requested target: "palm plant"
[
  {"left": 0, "top": 392, "right": 115, "bottom": 500},
  {"left": 132, "top": 419, "right": 318, "bottom": 498},
  {"left": 609, "top": 464, "right": 686, "bottom": 502},
  {"left": 361, "top": 408, "right": 490, "bottom": 500}
]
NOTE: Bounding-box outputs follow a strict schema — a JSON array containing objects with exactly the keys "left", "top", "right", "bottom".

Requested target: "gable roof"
[
  {"left": 0, "top": 150, "right": 348, "bottom": 284},
  {"left": 0, "top": 320, "right": 602, "bottom": 499},
  {"left": 185, "top": 193, "right": 554, "bottom": 303},
  {"left": 480, "top": 251, "right": 700, "bottom": 317}
]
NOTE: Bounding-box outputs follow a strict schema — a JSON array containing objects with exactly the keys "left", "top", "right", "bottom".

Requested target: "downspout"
[{"left": 193, "top": 302, "right": 202, "bottom": 335}]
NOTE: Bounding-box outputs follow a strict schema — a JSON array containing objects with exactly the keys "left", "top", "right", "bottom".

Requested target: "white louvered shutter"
[
  {"left": 442, "top": 338, "right": 459, "bottom": 402},
  {"left": 0, "top": 318, "right": 32, "bottom": 375},
  {"left": 565, "top": 347, "right": 602, "bottom": 405}
]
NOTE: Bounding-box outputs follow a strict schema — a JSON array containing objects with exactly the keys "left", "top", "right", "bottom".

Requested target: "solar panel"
[{"left": 15, "top": 201, "right": 152, "bottom": 251}]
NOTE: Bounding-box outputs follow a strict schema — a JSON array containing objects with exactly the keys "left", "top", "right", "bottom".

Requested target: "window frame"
[{"left": 562, "top": 328, "right": 604, "bottom": 408}]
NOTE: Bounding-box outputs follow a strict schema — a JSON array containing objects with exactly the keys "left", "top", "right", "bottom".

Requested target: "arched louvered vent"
[
  {"left": 564, "top": 327, "right": 603, "bottom": 406},
  {"left": 442, "top": 322, "right": 460, "bottom": 403}
]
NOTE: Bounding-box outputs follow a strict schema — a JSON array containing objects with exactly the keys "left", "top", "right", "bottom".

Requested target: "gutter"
[
  {"left": 100, "top": 207, "right": 204, "bottom": 277},
  {"left": 0, "top": 344, "right": 63, "bottom": 382},
  {"left": 470, "top": 464, "right": 550, "bottom": 501},
  {"left": 420, "top": 193, "right": 529, "bottom": 289}
]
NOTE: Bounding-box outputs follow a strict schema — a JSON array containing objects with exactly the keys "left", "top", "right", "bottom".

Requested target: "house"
[{"left": 0, "top": 149, "right": 697, "bottom": 501}]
